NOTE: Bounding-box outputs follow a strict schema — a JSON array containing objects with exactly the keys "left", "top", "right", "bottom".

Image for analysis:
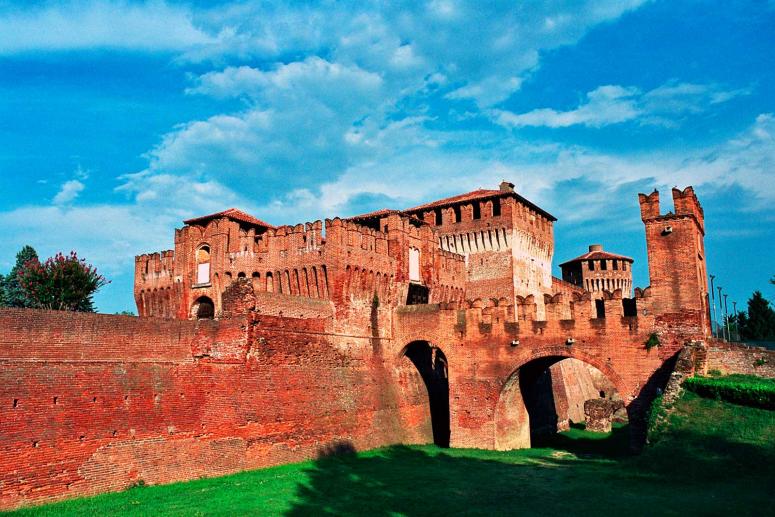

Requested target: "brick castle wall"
[
  {"left": 0, "top": 308, "right": 432, "bottom": 510},
  {"left": 701, "top": 341, "right": 775, "bottom": 378}
]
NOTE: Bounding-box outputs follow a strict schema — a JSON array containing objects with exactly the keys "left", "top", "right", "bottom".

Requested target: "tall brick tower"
[{"left": 639, "top": 186, "right": 710, "bottom": 337}]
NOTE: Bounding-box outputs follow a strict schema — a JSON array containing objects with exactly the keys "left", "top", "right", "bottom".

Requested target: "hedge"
[{"left": 683, "top": 375, "right": 775, "bottom": 409}]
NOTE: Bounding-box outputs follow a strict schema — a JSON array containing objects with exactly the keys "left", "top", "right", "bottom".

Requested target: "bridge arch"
[
  {"left": 494, "top": 347, "right": 628, "bottom": 451},
  {"left": 399, "top": 340, "right": 450, "bottom": 448}
]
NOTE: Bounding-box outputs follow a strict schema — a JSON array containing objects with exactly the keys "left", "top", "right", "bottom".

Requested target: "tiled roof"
[
  {"left": 559, "top": 250, "right": 633, "bottom": 267},
  {"left": 183, "top": 208, "right": 274, "bottom": 228},
  {"left": 404, "top": 189, "right": 504, "bottom": 211},
  {"left": 346, "top": 208, "right": 400, "bottom": 220},
  {"left": 403, "top": 188, "right": 556, "bottom": 222}
]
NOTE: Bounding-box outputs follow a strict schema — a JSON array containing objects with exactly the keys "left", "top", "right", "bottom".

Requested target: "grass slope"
[{"left": 8, "top": 392, "right": 775, "bottom": 516}]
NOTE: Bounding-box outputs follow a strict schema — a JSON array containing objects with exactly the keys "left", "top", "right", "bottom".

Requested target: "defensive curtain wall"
[{"left": 5, "top": 186, "right": 771, "bottom": 510}]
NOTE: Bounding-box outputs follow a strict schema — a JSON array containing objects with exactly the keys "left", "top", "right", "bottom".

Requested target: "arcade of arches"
[{"left": 400, "top": 340, "right": 622, "bottom": 451}]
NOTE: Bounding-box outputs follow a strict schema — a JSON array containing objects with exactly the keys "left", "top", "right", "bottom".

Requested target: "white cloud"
[
  {"left": 493, "top": 85, "right": 640, "bottom": 128},
  {"left": 187, "top": 58, "right": 384, "bottom": 107},
  {"left": 0, "top": 0, "right": 214, "bottom": 54},
  {"left": 169, "top": 1, "right": 648, "bottom": 106},
  {"left": 493, "top": 81, "right": 751, "bottom": 129},
  {"left": 0, "top": 204, "right": 170, "bottom": 276},
  {"left": 262, "top": 112, "right": 775, "bottom": 225},
  {"left": 53, "top": 179, "right": 85, "bottom": 204}
]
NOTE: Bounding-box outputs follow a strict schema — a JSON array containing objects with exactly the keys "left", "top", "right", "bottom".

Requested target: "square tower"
[{"left": 639, "top": 187, "right": 710, "bottom": 337}]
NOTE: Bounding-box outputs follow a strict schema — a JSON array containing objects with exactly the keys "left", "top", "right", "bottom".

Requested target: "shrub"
[
  {"left": 645, "top": 333, "right": 660, "bottom": 351},
  {"left": 683, "top": 375, "right": 775, "bottom": 409}
]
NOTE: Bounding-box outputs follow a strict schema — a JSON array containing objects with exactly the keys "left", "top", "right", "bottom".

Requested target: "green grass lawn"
[{"left": 8, "top": 391, "right": 775, "bottom": 516}]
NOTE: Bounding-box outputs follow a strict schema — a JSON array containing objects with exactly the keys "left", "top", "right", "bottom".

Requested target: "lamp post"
[
  {"left": 723, "top": 294, "right": 730, "bottom": 342},
  {"left": 732, "top": 301, "right": 738, "bottom": 341},
  {"left": 717, "top": 286, "right": 725, "bottom": 340},
  {"left": 709, "top": 274, "right": 717, "bottom": 338}
]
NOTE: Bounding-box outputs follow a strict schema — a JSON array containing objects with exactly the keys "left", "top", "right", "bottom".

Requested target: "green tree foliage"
[
  {"left": 16, "top": 251, "right": 109, "bottom": 312},
  {"left": 737, "top": 291, "right": 775, "bottom": 341},
  {"left": 0, "top": 245, "right": 39, "bottom": 308}
]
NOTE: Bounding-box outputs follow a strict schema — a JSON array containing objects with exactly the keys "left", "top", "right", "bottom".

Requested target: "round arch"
[
  {"left": 399, "top": 340, "right": 450, "bottom": 448},
  {"left": 191, "top": 296, "right": 215, "bottom": 320},
  {"left": 494, "top": 348, "right": 628, "bottom": 451}
]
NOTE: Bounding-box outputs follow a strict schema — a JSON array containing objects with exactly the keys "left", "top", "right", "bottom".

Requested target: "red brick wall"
[
  {"left": 702, "top": 341, "right": 775, "bottom": 378},
  {"left": 0, "top": 308, "right": 431, "bottom": 510}
]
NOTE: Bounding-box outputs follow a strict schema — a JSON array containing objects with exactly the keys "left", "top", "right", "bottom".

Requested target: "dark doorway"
[
  {"left": 193, "top": 296, "right": 215, "bottom": 319},
  {"left": 622, "top": 298, "right": 637, "bottom": 317},
  {"left": 595, "top": 299, "right": 606, "bottom": 319},
  {"left": 404, "top": 341, "right": 450, "bottom": 447},
  {"left": 406, "top": 283, "right": 429, "bottom": 305}
]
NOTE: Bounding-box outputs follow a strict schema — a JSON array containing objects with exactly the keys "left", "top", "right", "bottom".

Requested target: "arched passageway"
[
  {"left": 403, "top": 341, "right": 450, "bottom": 447},
  {"left": 496, "top": 356, "right": 626, "bottom": 451},
  {"left": 192, "top": 296, "right": 215, "bottom": 320}
]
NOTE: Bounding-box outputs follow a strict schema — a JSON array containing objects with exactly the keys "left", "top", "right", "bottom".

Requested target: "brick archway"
[
  {"left": 494, "top": 348, "right": 628, "bottom": 451},
  {"left": 399, "top": 340, "right": 451, "bottom": 447}
]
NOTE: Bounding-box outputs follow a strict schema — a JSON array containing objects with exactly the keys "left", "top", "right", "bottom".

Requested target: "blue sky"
[{"left": 0, "top": 0, "right": 773, "bottom": 315}]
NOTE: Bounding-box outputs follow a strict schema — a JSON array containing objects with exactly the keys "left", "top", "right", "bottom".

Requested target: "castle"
[
  {"left": 5, "top": 183, "right": 761, "bottom": 511},
  {"left": 134, "top": 181, "right": 635, "bottom": 323}
]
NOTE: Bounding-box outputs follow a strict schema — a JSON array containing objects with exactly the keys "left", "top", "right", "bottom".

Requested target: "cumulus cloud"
[
  {"left": 492, "top": 81, "right": 751, "bottom": 128},
  {"left": 264, "top": 112, "right": 775, "bottom": 225},
  {"left": 493, "top": 85, "right": 640, "bottom": 128},
  {"left": 53, "top": 179, "right": 85, "bottom": 204},
  {"left": 156, "top": 1, "right": 647, "bottom": 105},
  {"left": 0, "top": 0, "right": 214, "bottom": 54},
  {"left": 187, "top": 57, "right": 384, "bottom": 107}
]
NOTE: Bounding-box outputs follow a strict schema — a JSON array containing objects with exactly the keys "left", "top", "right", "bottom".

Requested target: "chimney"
[
  {"left": 589, "top": 244, "right": 603, "bottom": 252},
  {"left": 499, "top": 181, "right": 515, "bottom": 192}
]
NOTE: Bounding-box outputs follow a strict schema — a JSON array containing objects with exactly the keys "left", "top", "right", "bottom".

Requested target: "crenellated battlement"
[
  {"left": 394, "top": 287, "right": 658, "bottom": 348},
  {"left": 671, "top": 186, "right": 704, "bottom": 232},
  {"left": 639, "top": 186, "right": 704, "bottom": 233}
]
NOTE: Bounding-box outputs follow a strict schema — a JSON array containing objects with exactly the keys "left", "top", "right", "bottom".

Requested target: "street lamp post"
[
  {"left": 723, "top": 294, "right": 731, "bottom": 342},
  {"left": 717, "top": 286, "right": 725, "bottom": 340},
  {"left": 732, "top": 301, "right": 738, "bottom": 341},
  {"left": 709, "top": 275, "right": 717, "bottom": 338}
]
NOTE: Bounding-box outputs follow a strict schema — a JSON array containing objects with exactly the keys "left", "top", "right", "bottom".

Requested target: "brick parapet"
[{"left": 700, "top": 340, "right": 775, "bottom": 378}]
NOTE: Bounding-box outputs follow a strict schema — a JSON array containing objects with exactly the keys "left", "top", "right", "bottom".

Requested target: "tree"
[
  {"left": 738, "top": 291, "right": 775, "bottom": 341},
  {"left": 16, "top": 251, "right": 109, "bottom": 312},
  {"left": 0, "top": 245, "right": 39, "bottom": 308}
]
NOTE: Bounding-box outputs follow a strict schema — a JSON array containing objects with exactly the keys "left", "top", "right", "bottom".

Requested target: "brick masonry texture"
[{"left": 0, "top": 185, "right": 724, "bottom": 509}]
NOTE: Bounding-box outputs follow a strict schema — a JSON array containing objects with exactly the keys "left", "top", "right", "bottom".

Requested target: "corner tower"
[{"left": 639, "top": 187, "right": 710, "bottom": 337}]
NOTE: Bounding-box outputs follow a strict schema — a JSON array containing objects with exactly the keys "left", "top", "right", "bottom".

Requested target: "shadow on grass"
[{"left": 285, "top": 433, "right": 773, "bottom": 516}]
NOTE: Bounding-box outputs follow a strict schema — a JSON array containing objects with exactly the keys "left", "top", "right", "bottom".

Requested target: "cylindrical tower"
[{"left": 559, "top": 244, "right": 633, "bottom": 298}]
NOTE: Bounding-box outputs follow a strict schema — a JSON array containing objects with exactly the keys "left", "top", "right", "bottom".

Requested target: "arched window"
[{"left": 196, "top": 245, "right": 211, "bottom": 284}]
